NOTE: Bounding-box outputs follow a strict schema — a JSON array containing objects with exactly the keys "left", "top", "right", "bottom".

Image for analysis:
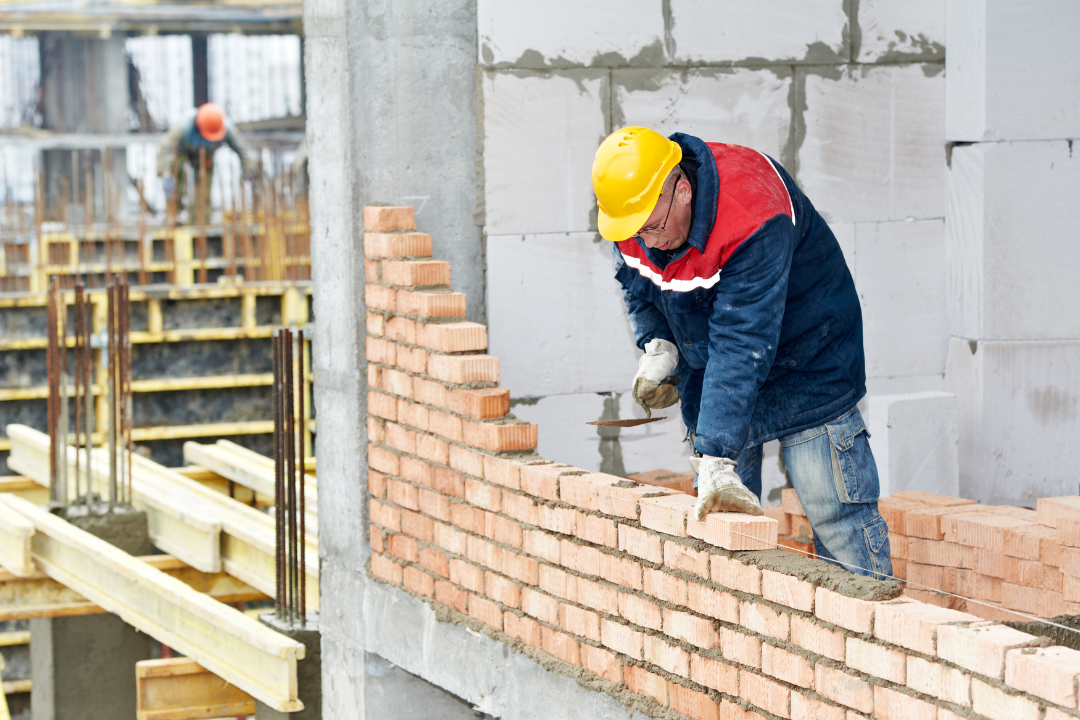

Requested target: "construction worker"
[
  {"left": 156, "top": 102, "right": 256, "bottom": 220},
  {"left": 592, "top": 127, "right": 890, "bottom": 579}
]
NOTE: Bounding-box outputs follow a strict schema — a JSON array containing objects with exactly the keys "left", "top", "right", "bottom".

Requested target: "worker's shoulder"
[{"left": 708, "top": 142, "right": 793, "bottom": 228}]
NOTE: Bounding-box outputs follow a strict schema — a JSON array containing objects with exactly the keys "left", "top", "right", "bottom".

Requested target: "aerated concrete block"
[
  {"left": 944, "top": 337, "right": 1080, "bottom": 506},
  {"left": 481, "top": 69, "right": 607, "bottom": 236},
  {"left": 856, "top": 0, "right": 945, "bottom": 63},
  {"left": 486, "top": 232, "right": 638, "bottom": 397},
  {"left": 477, "top": 0, "right": 666, "bottom": 67},
  {"left": 855, "top": 219, "right": 948, "bottom": 379},
  {"left": 946, "top": 0, "right": 1080, "bottom": 141},
  {"left": 670, "top": 0, "right": 847, "bottom": 64},
  {"left": 946, "top": 140, "right": 1080, "bottom": 340},
  {"left": 866, "top": 391, "right": 959, "bottom": 499},
  {"left": 799, "top": 64, "right": 945, "bottom": 223},
  {"left": 612, "top": 68, "right": 792, "bottom": 162}
]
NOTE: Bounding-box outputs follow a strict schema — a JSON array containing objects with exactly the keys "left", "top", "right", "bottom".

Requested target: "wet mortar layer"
[
  {"left": 55, "top": 500, "right": 152, "bottom": 556},
  {"left": 1006, "top": 615, "right": 1080, "bottom": 652}
]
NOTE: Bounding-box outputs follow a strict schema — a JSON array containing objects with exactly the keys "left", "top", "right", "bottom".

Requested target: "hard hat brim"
[
  {"left": 597, "top": 203, "right": 656, "bottom": 242},
  {"left": 200, "top": 126, "right": 227, "bottom": 142}
]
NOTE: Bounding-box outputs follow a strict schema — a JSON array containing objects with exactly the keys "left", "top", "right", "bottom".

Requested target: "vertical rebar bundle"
[
  {"left": 273, "top": 327, "right": 306, "bottom": 623},
  {"left": 106, "top": 275, "right": 132, "bottom": 506}
]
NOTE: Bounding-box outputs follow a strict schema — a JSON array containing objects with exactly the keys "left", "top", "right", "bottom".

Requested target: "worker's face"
[{"left": 635, "top": 173, "right": 692, "bottom": 252}]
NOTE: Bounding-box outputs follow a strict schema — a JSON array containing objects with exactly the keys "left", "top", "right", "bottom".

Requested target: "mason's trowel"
[{"left": 587, "top": 417, "right": 667, "bottom": 428}]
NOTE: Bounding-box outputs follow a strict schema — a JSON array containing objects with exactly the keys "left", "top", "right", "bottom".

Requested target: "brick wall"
[{"left": 363, "top": 205, "right": 1080, "bottom": 720}]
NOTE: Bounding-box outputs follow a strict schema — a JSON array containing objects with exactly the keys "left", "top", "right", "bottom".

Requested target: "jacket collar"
[{"left": 633, "top": 132, "right": 719, "bottom": 268}]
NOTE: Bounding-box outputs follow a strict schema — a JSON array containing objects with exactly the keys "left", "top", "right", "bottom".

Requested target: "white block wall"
[{"left": 867, "top": 392, "right": 959, "bottom": 499}]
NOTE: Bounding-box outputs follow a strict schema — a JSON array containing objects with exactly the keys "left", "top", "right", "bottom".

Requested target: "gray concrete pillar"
[
  {"left": 255, "top": 613, "right": 321, "bottom": 720},
  {"left": 30, "top": 614, "right": 155, "bottom": 720}
]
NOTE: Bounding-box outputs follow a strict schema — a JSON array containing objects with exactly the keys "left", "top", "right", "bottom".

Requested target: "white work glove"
[
  {"left": 691, "top": 456, "right": 763, "bottom": 519},
  {"left": 632, "top": 339, "right": 680, "bottom": 417}
]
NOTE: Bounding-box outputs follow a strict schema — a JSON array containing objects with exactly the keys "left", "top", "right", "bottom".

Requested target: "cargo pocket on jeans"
[
  {"left": 862, "top": 513, "right": 890, "bottom": 559},
  {"left": 826, "top": 410, "right": 879, "bottom": 503}
]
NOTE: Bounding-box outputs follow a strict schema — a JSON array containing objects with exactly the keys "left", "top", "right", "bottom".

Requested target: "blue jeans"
[{"left": 723, "top": 407, "right": 892, "bottom": 579}]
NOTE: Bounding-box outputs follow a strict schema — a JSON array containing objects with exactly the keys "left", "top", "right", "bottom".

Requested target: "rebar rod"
[
  {"left": 107, "top": 281, "right": 116, "bottom": 507},
  {"left": 73, "top": 284, "right": 84, "bottom": 501},
  {"left": 285, "top": 327, "right": 297, "bottom": 621},
  {"left": 297, "top": 329, "right": 306, "bottom": 619},
  {"left": 273, "top": 330, "right": 284, "bottom": 616},
  {"left": 46, "top": 280, "right": 57, "bottom": 502}
]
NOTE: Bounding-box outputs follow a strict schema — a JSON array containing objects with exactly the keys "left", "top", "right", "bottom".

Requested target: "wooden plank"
[
  {"left": 137, "top": 657, "right": 256, "bottom": 720},
  {"left": 0, "top": 631, "right": 30, "bottom": 647},
  {"left": 131, "top": 421, "right": 274, "bottom": 442},
  {"left": 0, "top": 495, "right": 303, "bottom": 711},
  {"left": 0, "top": 497, "right": 34, "bottom": 577},
  {"left": 184, "top": 440, "right": 317, "bottom": 503},
  {"left": 130, "top": 373, "right": 274, "bottom": 393}
]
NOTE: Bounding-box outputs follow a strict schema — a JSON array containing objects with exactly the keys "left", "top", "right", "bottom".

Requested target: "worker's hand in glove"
[
  {"left": 632, "top": 338, "right": 680, "bottom": 417},
  {"left": 691, "top": 456, "right": 763, "bottom": 519}
]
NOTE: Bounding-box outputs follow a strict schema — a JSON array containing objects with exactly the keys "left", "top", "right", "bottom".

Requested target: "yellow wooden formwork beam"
[
  {"left": 0, "top": 555, "right": 267, "bottom": 622},
  {"left": 183, "top": 440, "right": 317, "bottom": 507},
  {"left": 0, "top": 495, "right": 303, "bottom": 712},
  {"left": 0, "top": 652, "right": 9, "bottom": 720},
  {"left": 131, "top": 421, "right": 275, "bottom": 442},
  {"left": 137, "top": 656, "right": 256, "bottom": 720},
  {"left": 0, "top": 500, "right": 33, "bottom": 577}
]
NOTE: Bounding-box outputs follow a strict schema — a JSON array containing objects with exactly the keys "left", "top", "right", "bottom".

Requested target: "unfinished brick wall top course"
[{"left": 362, "top": 205, "right": 1080, "bottom": 720}]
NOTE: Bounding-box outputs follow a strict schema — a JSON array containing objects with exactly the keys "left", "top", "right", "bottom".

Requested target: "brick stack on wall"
[{"left": 364, "top": 205, "right": 1080, "bottom": 720}]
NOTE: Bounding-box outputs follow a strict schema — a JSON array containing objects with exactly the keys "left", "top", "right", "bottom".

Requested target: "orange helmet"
[{"left": 195, "top": 103, "right": 227, "bottom": 142}]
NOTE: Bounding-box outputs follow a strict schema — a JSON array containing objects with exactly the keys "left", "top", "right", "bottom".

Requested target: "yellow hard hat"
[{"left": 592, "top": 126, "right": 682, "bottom": 241}]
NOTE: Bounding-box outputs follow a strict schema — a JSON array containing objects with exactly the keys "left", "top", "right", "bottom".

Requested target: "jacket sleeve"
[
  {"left": 612, "top": 243, "right": 676, "bottom": 352},
  {"left": 156, "top": 124, "right": 184, "bottom": 176},
  {"left": 693, "top": 215, "right": 797, "bottom": 459},
  {"left": 224, "top": 125, "right": 256, "bottom": 176}
]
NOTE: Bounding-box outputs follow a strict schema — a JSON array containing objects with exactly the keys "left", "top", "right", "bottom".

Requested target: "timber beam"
[{"left": 136, "top": 656, "right": 256, "bottom": 720}]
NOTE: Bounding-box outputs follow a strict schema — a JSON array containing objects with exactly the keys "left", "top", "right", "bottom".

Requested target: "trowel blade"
[{"left": 587, "top": 417, "right": 667, "bottom": 427}]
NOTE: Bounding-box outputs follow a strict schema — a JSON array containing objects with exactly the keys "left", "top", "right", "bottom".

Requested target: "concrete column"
[
  {"left": 191, "top": 34, "right": 209, "bottom": 107},
  {"left": 30, "top": 614, "right": 155, "bottom": 720},
  {"left": 255, "top": 614, "right": 321, "bottom": 720}
]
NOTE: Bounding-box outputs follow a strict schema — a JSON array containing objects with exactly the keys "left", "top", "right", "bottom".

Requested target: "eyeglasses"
[{"left": 637, "top": 173, "right": 681, "bottom": 238}]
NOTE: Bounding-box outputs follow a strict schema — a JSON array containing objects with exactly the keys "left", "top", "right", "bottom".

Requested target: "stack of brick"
[{"left": 364, "top": 206, "right": 1080, "bottom": 720}]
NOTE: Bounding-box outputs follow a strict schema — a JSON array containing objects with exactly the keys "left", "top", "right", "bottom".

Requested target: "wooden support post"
[
  {"left": 0, "top": 501, "right": 34, "bottom": 577},
  {"left": 146, "top": 298, "right": 162, "bottom": 334},
  {"left": 241, "top": 292, "right": 257, "bottom": 331}
]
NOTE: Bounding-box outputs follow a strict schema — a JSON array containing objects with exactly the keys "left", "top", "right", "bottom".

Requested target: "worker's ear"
[{"left": 676, "top": 175, "right": 692, "bottom": 205}]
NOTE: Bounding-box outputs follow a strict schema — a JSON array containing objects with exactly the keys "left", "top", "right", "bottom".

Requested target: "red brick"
[
  {"left": 449, "top": 387, "right": 509, "bottom": 419},
  {"left": 711, "top": 554, "right": 761, "bottom": 594},
  {"left": 624, "top": 665, "right": 668, "bottom": 706},
  {"left": 366, "top": 308, "right": 384, "bottom": 332},
  {"left": 618, "top": 524, "right": 663, "bottom": 564},
  {"left": 463, "top": 420, "right": 537, "bottom": 452},
  {"left": 906, "top": 655, "right": 970, "bottom": 706},
  {"left": 417, "top": 488, "right": 449, "bottom": 522},
  {"left": 790, "top": 616, "right": 844, "bottom": 662},
  {"left": 384, "top": 315, "right": 416, "bottom": 343},
  {"left": 364, "top": 228, "right": 431, "bottom": 256},
  {"left": 814, "top": 664, "right": 873, "bottom": 714},
  {"left": 434, "top": 579, "right": 468, "bottom": 613},
  {"left": 639, "top": 494, "right": 697, "bottom": 537},
  {"left": 689, "top": 512, "right": 778, "bottom": 551},
  {"left": 415, "top": 434, "right": 449, "bottom": 465},
  {"left": 846, "top": 637, "right": 905, "bottom": 683},
  {"left": 538, "top": 504, "right": 576, "bottom": 535},
  {"left": 559, "top": 473, "right": 613, "bottom": 511},
  {"left": 485, "top": 571, "right": 521, "bottom": 609},
  {"left": 432, "top": 467, "right": 465, "bottom": 498},
  {"left": 1060, "top": 517, "right": 1080, "bottom": 548},
  {"left": 560, "top": 540, "right": 601, "bottom": 576},
  {"left": 566, "top": 575, "right": 619, "bottom": 616},
  {"left": 427, "top": 409, "right": 463, "bottom": 441},
  {"left": 395, "top": 345, "right": 428, "bottom": 374},
  {"left": 411, "top": 377, "right": 447, "bottom": 408},
  {"left": 522, "top": 529, "right": 561, "bottom": 564},
  {"left": 1004, "top": 556, "right": 1063, "bottom": 591},
  {"left": 560, "top": 603, "right": 601, "bottom": 641},
  {"left": 504, "top": 612, "right": 542, "bottom": 647},
  {"left": 716, "top": 627, "right": 758, "bottom": 669},
  {"left": 485, "top": 512, "right": 522, "bottom": 548},
  {"left": 481, "top": 455, "right": 521, "bottom": 490},
  {"left": 686, "top": 583, "right": 740, "bottom": 624},
  {"left": 878, "top": 496, "right": 924, "bottom": 535},
  {"left": 519, "top": 463, "right": 571, "bottom": 502},
  {"left": 449, "top": 558, "right": 485, "bottom": 592},
  {"left": 447, "top": 444, "right": 485, "bottom": 478},
  {"left": 644, "top": 567, "right": 687, "bottom": 605},
  {"left": 600, "top": 619, "right": 644, "bottom": 660},
  {"left": 740, "top": 671, "right": 791, "bottom": 718},
  {"left": 501, "top": 549, "right": 540, "bottom": 585},
  {"left": 419, "top": 321, "right": 488, "bottom": 353},
  {"left": 368, "top": 363, "right": 382, "bottom": 390},
  {"left": 367, "top": 335, "right": 397, "bottom": 365},
  {"left": 599, "top": 553, "right": 642, "bottom": 590},
  {"left": 403, "top": 566, "right": 435, "bottom": 597},
  {"left": 397, "top": 399, "right": 428, "bottom": 430},
  {"left": 466, "top": 535, "right": 501, "bottom": 570},
  {"left": 521, "top": 587, "right": 559, "bottom": 624},
  {"left": 368, "top": 417, "right": 386, "bottom": 445},
  {"left": 790, "top": 693, "right": 845, "bottom": 720},
  {"left": 669, "top": 682, "right": 720, "bottom": 720},
  {"left": 368, "top": 444, "right": 399, "bottom": 475},
  {"left": 601, "top": 483, "right": 677, "bottom": 520},
  {"left": 815, "top": 587, "right": 876, "bottom": 634},
  {"left": 664, "top": 541, "right": 710, "bottom": 578},
  {"left": 382, "top": 258, "right": 451, "bottom": 287},
  {"left": 468, "top": 593, "right": 503, "bottom": 629},
  {"left": 388, "top": 534, "right": 418, "bottom": 562},
  {"left": 364, "top": 284, "right": 396, "bottom": 311},
  {"left": 1005, "top": 646, "right": 1080, "bottom": 708},
  {"left": 644, "top": 635, "right": 689, "bottom": 677},
  {"left": 369, "top": 498, "right": 401, "bottom": 531},
  {"left": 363, "top": 206, "right": 416, "bottom": 232},
  {"left": 396, "top": 289, "right": 466, "bottom": 319},
  {"left": 720, "top": 699, "right": 769, "bottom": 720},
  {"left": 539, "top": 564, "right": 570, "bottom": 598},
  {"left": 761, "top": 570, "right": 814, "bottom": 612},
  {"left": 399, "top": 456, "right": 432, "bottom": 486},
  {"left": 618, "top": 593, "right": 663, "bottom": 631},
  {"left": 433, "top": 521, "right": 466, "bottom": 555},
  {"left": 741, "top": 600, "right": 790, "bottom": 641},
  {"left": 689, "top": 655, "right": 738, "bottom": 696},
  {"left": 370, "top": 526, "right": 384, "bottom": 553},
  {"left": 401, "top": 509, "right": 434, "bottom": 542},
  {"left": 581, "top": 644, "right": 622, "bottom": 684},
  {"left": 368, "top": 469, "right": 387, "bottom": 499},
  {"left": 782, "top": 488, "right": 806, "bottom": 516},
  {"left": 381, "top": 368, "right": 413, "bottom": 398},
  {"left": 873, "top": 686, "right": 936, "bottom": 720},
  {"left": 426, "top": 353, "right": 499, "bottom": 384},
  {"left": 874, "top": 600, "right": 979, "bottom": 655},
  {"left": 541, "top": 627, "right": 581, "bottom": 666},
  {"left": 1037, "top": 496, "right": 1080, "bottom": 529},
  {"left": 419, "top": 547, "right": 449, "bottom": 578},
  {"left": 761, "top": 644, "right": 814, "bottom": 688},
  {"left": 450, "top": 502, "right": 485, "bottom": 535},
  {"left": 971, "top": 677, "right": 1041, "bottom": 720},
  {"left": 464, "top": 477, "right": 501, "bottom": 513},
  {"left": 575, "top": 513, "right": 619, "bottom": 547},
  {"left": 500, "top": 491, "right": 540, "bottom": 526},
  {"left": 941, "top": 512, "right": 1034, "bottom": 553},
  {"left": 663, "top": 608, "right": 719, "bottom": 649},
  {"left": 370, "top": 553, "right": 403, "bottom": 585}
]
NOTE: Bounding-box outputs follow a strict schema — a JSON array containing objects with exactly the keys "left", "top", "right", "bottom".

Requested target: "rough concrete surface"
[
  {"left": 56, "top": 500, "right": 152, "bottom": 556},
  {"left": 256, "top": 612, "right": 322, "bottom": 720},
  {"left": 366, "top": 653, "right": 491, "bottom": 719}
]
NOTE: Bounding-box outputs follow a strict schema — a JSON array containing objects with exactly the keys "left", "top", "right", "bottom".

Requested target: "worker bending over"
[
  {"left": 593, "top": 127, "right": 890, "bottom": 579},
  {"left": 157, "top": 102, "right": 256, "bottom": 220}
]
